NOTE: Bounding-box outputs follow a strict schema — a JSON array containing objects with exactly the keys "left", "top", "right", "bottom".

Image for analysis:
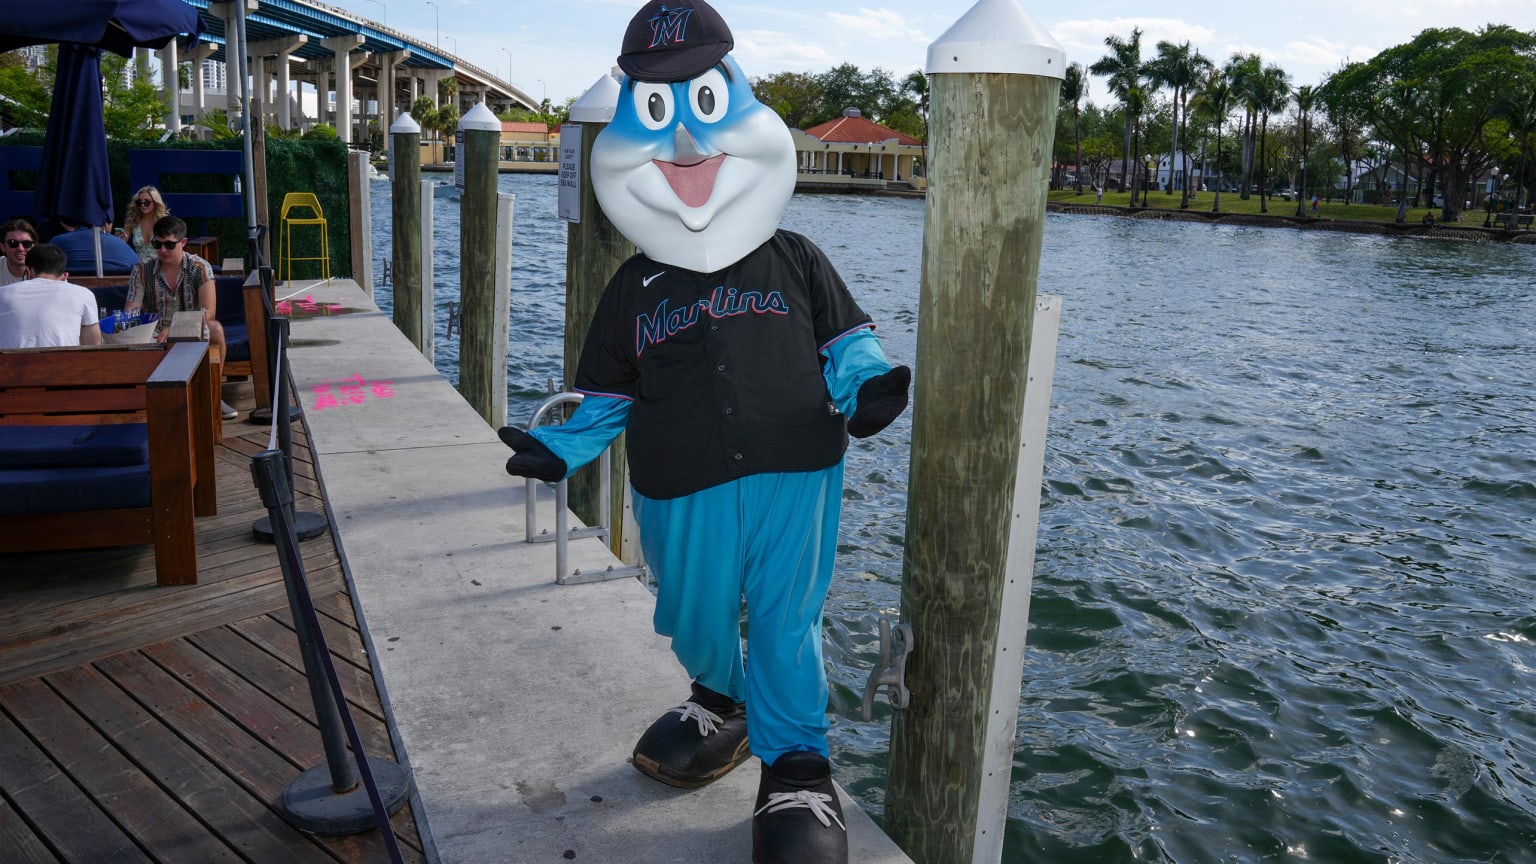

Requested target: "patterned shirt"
[{"left": 127, "top": 252, "right": 213, "bottom": 336}]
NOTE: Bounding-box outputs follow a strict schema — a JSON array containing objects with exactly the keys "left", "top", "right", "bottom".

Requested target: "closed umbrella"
[{"left": 0, "top": 1, "right": 206, "bottom": 249}]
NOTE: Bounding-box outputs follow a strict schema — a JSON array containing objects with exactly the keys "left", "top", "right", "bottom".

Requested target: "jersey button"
[
  {"left": 724, "top": 407, "right": 734, "bottom": 415},
  {"left": 733, "top": 452, "right": 743, "bottom": 460},
  {"left": 710, "top": 324, "right": 719, "bottom": 331},
  {"left": 717, "top": 363, "right": 726, "bottom": 372}
]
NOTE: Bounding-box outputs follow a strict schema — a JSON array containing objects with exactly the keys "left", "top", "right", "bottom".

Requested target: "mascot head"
[{"left": 592, "top": 0, "right": 796, "bottom": 273}]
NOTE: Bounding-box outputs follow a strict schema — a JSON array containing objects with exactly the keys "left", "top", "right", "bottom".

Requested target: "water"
[{"left": 371, "top": 175, "right": 1536, "bottom": 863}]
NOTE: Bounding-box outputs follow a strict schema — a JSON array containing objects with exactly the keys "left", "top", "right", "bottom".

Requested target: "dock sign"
[{"left": 559, "top": 124, "right": 582, "bottom": 222}]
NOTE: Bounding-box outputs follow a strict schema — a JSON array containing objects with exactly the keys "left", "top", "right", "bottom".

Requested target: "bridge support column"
[
  {"left": 322, "top": 35, "right": 366, "bottom": 144},
  {"left": 159, "top": 40, "right": 180, "bottom": 133}
]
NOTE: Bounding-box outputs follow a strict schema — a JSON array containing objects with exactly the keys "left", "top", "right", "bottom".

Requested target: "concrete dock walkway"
[{"left": 281, "top": 278, "right": 914, "bottom": 863}]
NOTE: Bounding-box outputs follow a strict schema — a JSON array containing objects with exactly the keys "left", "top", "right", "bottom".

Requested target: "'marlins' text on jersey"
[{"left": 636, "top": 286, "right": 790, "bottom": 356}]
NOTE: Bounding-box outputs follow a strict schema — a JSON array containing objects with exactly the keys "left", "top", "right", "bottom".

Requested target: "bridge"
[{"left": 156, "top": 1, "right": 539, "bottom": 143}]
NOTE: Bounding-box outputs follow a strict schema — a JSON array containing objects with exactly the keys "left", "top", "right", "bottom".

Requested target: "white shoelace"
[
  {"left": 753, "top": 791, "right": 847, "bottom": 830},
  {"left": 669, "top": 700, "right": 725, "bottom": 736}
]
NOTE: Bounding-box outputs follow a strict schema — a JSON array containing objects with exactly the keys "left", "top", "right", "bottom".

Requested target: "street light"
[
  {"left": 356, "top": 0, "right": 385, "bottom": 24},
  {"left": 425, "top": 0, "right": 439, "bottom": 47},
  {"left": 501, "top": 47, "right": 512, "bottom": 84}
]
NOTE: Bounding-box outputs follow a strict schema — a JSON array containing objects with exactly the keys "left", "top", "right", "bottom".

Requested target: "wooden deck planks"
[
  {"left": 0, "top": 421, "right": 428, "bottom": 864},
  {"left": 1, "top": 678, "right": 243, "bottom": 864}
]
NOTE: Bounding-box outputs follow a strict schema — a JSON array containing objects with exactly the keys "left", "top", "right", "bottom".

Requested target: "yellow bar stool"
[{"left": 278, "top": 192, "right": 330, "bottom": 285}]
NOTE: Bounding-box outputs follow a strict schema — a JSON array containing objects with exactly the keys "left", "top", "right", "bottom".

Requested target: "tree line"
[{"left": 1055, "top": 24, "right": 1536, "bottom": 222}]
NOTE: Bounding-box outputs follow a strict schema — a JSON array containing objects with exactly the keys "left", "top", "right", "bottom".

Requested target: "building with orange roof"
[{"left": 793, "top": 108, "right": 926, "bottom": 191}]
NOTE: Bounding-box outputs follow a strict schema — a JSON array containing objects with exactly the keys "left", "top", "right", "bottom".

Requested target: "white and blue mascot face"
[{"left": 592, "top": 0, "right": 796, "bottom": 273}]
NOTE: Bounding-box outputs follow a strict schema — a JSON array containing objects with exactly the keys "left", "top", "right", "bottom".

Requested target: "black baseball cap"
[{"left": 617, "top": 0, "right": 734, "bottom": 83}]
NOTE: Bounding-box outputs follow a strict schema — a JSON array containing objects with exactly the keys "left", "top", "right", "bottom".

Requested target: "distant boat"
[{"left": 433, "top": 181, "right": 460, "bottom": 200}]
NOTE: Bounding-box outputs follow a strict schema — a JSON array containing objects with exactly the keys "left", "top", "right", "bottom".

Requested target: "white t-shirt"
[
  {"left": 0, "top": 263, "right": 23, "bottom": 287},
  {"left": 0, "top": 277, "right": 100, "bottom": 348}
]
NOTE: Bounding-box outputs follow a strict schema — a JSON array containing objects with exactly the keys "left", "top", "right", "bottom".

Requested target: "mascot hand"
[
  {"left": 847, "top": 365, "right": 912, "bottom": 439},
  {"left": 498, "top": 427, "right": 568, "bottom": 481}
]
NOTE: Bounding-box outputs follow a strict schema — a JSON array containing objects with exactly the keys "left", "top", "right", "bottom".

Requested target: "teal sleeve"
[
  {"left": 528, "top": 395, "right": 631, "bottom": 480},
  {"left": 822, "top": 328, "right": 892, "bottom": 417}
]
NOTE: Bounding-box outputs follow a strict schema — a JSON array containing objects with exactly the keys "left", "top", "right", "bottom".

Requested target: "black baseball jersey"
[{"left": 574, "top": 229, "right": 874, "bottom": 499}]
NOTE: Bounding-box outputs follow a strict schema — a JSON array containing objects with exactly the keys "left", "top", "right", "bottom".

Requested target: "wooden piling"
[
  {"left": 560, "top": 120, "right": 635, "bottom": 540},
  {"left": 458, "top": 103, "right": 506, "bottom": 426},
  {"left": 389, "top": 114, "right": 423, "bottom": 349},
  {"left": 884, "top": 2, "right": 1064, "bottom": 862}
]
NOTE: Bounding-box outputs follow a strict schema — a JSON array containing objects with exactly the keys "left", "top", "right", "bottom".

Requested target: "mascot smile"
[
  {"left": 497, "top": 3, "right": 911, "bottom": 862},
  {"left": 592, "top": 28, "right": 795, "bottom": 271}
]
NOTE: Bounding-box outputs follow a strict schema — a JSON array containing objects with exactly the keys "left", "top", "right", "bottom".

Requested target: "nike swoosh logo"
[{"left": 642, "top": 271, "right": 665, "bottom": 287}]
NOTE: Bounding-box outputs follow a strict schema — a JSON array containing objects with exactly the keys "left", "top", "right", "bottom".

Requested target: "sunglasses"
[
  {"left": 4, "top": 239, "right": 34, "bottom": 249},
  {"left": 136, "top": 199, "right": 155, "bottom": 207},
  {"left": 150, "top": 239, "right": 183, "bottom": 250}
]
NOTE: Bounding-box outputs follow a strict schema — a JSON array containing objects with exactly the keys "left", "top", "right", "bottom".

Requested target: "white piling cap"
[
  {"left": 569, "top": 68, "right": 621, "bottom": 123},
  {"left": 389, "top": 112, "right": 421, "bottom": 134},
  {"left": 927, "top": 0, "right": 1066, "bottom": 79},
  {"left": 458, "top": 101, "right": 501, "bottom": 132}
]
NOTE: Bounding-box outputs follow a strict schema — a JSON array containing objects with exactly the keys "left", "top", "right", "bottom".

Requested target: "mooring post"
[
  {"left": 458, "top": 102, "right": 504, "bottom": 425},
  {"left": 560, "top": 70, "right": 635, "bottom": 552},
  {"left": 419, "top": 177, "right": 435, "bottom": 364},
  {"left": 884, "top": 2, "right": 1065, "bottom": 863},
  {"left": 389, "top": 112, "right": 423, "bottom": 350},
  {"left": 347, "top": 150, "right": 372, "bottom": 291}
]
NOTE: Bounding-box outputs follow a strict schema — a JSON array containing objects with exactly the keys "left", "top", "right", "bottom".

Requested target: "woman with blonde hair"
[{"left": 118, "top": 186, "right": 170, "bottom": 262}]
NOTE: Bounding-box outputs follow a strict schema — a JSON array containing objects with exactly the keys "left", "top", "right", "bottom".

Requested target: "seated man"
[
  {"left": 0, "top": 243, "right": 102, "bottom": 348},
  {"left": 124, "top": 216, "right": 237, "bottom": 419},
  {"left": 1, "top": 218, "right": 39, "bottom": 287},
  {"left": 51, "top": 217, "right": 142, "bottom": 275}
]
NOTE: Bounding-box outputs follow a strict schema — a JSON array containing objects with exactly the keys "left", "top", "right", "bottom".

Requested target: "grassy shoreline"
[{"left": 1046, "top": 189, "right": 1535, "bottom": 243}]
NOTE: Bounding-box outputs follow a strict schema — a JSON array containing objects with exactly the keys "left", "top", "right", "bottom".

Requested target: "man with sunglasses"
[
  {"left": 0, "top": 243, "right": 101, "bottom": 348},
  {"left": 125, "top": 216, "right": 238, "bottom": 419},
  {"left": 1, "top": 218, "right": 39, "bottom": 287}
]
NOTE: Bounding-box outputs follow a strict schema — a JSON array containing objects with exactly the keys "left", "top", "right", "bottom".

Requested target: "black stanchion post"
[
  {"left": 254, "top": 317, "right": 329, "bottom": 542},
  {"left": 250, "top": 451, "right": 411, "bottom": 845}
]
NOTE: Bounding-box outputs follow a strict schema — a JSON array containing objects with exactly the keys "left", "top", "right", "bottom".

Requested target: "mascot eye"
[
  {"left": 688, "top": 69, "right": 729, "bottom": 124},
  {"left": 634, "top": 83, "right": 673, "bottom": 131}
]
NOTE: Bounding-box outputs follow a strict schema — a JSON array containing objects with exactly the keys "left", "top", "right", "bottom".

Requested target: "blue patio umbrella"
[
  {"left": 0, "top": 1, "right": 205, "bottom": 227},
  {"left": 33, "top": 43, "right": 114, "bottom": 227}
]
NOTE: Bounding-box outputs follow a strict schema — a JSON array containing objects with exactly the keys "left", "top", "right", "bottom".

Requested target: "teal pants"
[{"left": 633, "top": 463, "right": 844, "bottom": 765}]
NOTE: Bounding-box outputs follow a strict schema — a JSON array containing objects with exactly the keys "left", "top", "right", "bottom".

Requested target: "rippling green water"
[{"left": 373, "top": 176, "right": 1536, "bottom": 863}]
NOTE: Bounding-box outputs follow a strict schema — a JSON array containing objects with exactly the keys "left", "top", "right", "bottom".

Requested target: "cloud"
[
  {"left": 824, "top": 8, "right": 930, "bottom": 44},
  {"left": 734, "top": 29, "right": 840, "bottom": 72},
  {"left": 1051, "top": 16, "right": 1219, "bottom": 62}
]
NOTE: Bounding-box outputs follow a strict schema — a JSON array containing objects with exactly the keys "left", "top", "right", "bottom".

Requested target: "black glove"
[
  {"left": 846, "top": 365, "right": 911, "bottom": 439},
  {"left": 497, "top": 426, "right": 568, "bottom": 481}
]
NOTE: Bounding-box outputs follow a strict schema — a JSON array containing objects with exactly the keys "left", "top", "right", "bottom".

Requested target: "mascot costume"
[{"left": 498, "top": 2, "right": 910, "bottom": 860}]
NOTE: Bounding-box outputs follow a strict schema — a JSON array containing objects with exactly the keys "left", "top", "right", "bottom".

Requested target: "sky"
[{"left": 329, "top": 0, "right": 1536, "bottom": 108}]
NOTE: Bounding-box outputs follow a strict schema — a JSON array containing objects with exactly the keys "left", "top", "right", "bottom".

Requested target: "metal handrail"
[{"left": 523, "top": 392, "right": 647, "bottom": 585}]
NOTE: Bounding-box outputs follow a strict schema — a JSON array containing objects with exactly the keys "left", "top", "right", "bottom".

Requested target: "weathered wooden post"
[
  {"left": 560, "top": 70, "right": 636, "bottom": 555},
  {"left": 458, "top": 102, "right": 508, "bottom": 426},
  {"left": 389, "top": 112, "right": 423, "bottom": 349},
  {"left": 885, "top": 2, "right": 1065, "bottom": 862},
  {"left": 347, "top": 150, "right": 372, "bottom": 291}
]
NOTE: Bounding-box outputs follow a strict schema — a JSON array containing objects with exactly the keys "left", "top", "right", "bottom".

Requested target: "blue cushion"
[
  {"left": 0, "top": 463, "right": 151, "bottom": 515},
  {"left": 0, "top": 424, "right": 149, "bottom": 469},
  {"left": 214, "top": 276, "right": 247, "bottom": 328},
  {"left": 89, "top": 283, "right": 131, "bottom": 313},
  {"left": 223, "top": 324, "right": 250, "bottom": 362}
]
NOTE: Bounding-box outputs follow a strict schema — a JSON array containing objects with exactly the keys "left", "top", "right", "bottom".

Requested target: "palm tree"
[
  {"left": 1253, "top": 63, "right": 1291, "bottom": 213},
  {"left": 1225, "top": 53, "right": 1263, "bottom": 199},
  {"left": 1500, "top": 86, "right": 1536, "bottom": 223},
  {"left": 1191, "top": 69, "right": 1235, "bottom": 212},
  {"left": 1293, "top": 84, "right": 1317, "bottom": 216},
  {"left": 902, "top": 69, "right": 930, "bottom": 179},
  {"left": 1125, "top": 84, "right": 1149, "bottom": 205},
  {"left": 1149, "top": 40, "right": 1213, "bottom": 207},
  {"left": 1091, "top": 27, "right": 1143, "bottom": 195},
  {"left": 1061, "top": 63, "right": 1086, "bottom": 194}
]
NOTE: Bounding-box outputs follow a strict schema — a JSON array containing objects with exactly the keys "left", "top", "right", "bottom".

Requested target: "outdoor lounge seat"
[{"left": 0, "top": 337, "right": 217, "bottom": 586}]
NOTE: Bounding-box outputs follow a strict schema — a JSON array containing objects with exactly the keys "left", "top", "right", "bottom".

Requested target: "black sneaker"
[
  {"left": 752, "top": 751, "right": 847, "bottom": 864},
  {"left": 632, "top": 682, "right": 750, "bottom": 789}
]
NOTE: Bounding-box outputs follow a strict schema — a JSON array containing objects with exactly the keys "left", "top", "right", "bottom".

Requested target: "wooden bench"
[{"left": 0, "top": 337, "right": 217, "bottom": 586}]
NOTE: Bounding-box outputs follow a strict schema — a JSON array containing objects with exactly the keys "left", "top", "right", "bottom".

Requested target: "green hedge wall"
[{"left": 3, "top": 132, "right": 350, "bottom": 277}]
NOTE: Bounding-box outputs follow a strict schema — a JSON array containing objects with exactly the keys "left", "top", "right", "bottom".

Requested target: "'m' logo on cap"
[{"left": 647, "top": 5, "right": 694, "bottom": 48}]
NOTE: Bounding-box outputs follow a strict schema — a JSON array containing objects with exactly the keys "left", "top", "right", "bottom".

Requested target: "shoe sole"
[{"left": 632, "top": 738, "right": 752, "bottom": 789}]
